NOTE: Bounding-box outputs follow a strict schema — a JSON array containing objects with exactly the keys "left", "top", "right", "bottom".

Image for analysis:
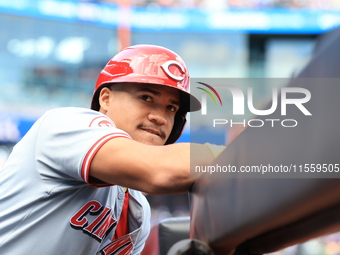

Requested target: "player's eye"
[
  {"left": 140, "top": 95, "right": 152, "bottom": 102},
  {"left": 167, "top": 105, "right": 177, "bottom": 112}
]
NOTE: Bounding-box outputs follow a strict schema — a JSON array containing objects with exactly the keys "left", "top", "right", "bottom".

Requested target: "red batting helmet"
[{"left": 91, "top": 44, "right": 201, "bottom": 144}]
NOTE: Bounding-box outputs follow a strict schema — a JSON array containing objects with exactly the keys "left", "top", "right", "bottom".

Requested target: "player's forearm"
[
  {"left": 111, "top": 141, "right": 215, "bottom": 195},
  {"left": 147, "top": 142, "right": 215, "bottom": 195},
  {"left": 90, "top": 138, "right": 215, "bottom": 195}
]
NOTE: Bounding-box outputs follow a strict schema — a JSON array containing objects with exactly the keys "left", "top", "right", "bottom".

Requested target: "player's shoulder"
[
  {"left": 40, "top": 107, "right": 116, "bottom": 129},
  {"left": 42, "top": 107, "right": 105, "bottom": 120},
  {"left": 44, "top": 107, "right": 98, "bottom": 116}
]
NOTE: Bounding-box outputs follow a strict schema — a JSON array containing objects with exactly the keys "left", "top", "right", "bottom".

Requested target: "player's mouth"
[{"left": 138, "top": 126, "right": 166, "bottom": 139}]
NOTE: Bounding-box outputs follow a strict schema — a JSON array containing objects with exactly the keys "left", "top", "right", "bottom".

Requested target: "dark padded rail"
[
  {"left": 141, "top": 217, "right": 190, "bottom": 255},
  {"left": 190, "top": 27, "right": 340, "bottom": 255}
]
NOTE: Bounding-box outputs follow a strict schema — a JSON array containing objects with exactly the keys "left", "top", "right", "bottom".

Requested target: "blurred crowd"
[{"left": 81, "top": 0, "right": 340, "bottom": 9}]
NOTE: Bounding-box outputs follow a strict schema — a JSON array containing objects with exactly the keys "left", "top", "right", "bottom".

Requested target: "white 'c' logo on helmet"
[{"left": 160, "top": 60, "right": 185, "bottom": 81}]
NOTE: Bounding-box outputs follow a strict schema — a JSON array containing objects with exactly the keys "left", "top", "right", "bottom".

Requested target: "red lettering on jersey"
[
  {"left": 70, "top": 201, "right": 102, "bottom": 228},
  {"left": 70, "top": 201, "right": 119, "bottom": 243},
  {"left": 93, "top": 213, "right": 117, "bottom": 240},
  {"left": 84, "top": 207, "right": 111, "bottom": 234},
  {"left": 83, "top": 207, "right": 117, "bottom": 241},
  {"left": 100, "top": 236, "right": 134, "bottom": 255}
]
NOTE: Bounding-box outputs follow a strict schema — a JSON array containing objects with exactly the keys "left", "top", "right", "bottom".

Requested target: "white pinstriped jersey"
[{"left": 0, "top": 107, "right": 151, "bottom": 255}]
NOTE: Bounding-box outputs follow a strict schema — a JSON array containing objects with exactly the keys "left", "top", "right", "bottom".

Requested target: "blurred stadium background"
[{"left": 1, "top": 1, "right": 340, "bottom": 254}]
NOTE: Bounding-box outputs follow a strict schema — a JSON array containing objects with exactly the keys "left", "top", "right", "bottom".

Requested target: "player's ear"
[{"left": 98, "top": 87, "right": 112, "bottom": 112}]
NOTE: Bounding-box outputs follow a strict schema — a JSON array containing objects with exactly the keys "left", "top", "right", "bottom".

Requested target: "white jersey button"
[
  {"left": 118, "top": 192, "right": 124, "bottom": 200},
  {"left": 136, "top": 210, "right": 142, "bottom": 219}
]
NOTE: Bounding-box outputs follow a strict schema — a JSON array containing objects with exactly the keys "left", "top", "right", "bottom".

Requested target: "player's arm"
[{"left": 89, "top": 138, "right": 216, "bottom": 195}]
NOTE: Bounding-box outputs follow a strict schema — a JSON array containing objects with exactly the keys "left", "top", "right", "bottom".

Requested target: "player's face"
[{"left": 101, "top": 83, "right": 180, "bottom": 146}]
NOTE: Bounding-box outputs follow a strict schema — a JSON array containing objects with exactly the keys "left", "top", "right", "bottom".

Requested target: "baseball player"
[{"left": 0, "top": 45, "right": 225, "bottom": 255}]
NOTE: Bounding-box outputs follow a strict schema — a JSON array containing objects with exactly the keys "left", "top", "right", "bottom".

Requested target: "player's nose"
[{"left": 147, "top": 109, "right": 167, "bottom": 126}]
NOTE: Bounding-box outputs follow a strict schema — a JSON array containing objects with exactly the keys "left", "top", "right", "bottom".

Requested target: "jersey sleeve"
[{"left": 35, "top": 107, "right": 131, "bottom": 188}]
